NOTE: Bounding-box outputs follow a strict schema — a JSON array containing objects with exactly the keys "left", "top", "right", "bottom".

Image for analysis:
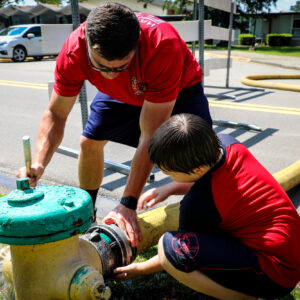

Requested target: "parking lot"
[{"left": 0, "top": 52, "right": 299, "bottom": 217}]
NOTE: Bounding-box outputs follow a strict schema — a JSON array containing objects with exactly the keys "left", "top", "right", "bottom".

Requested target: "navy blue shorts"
[
  {"left": 163, "top": 231, "right": 294, "bottom": 299},
  {"left": 82, "top": 82, "right": 212, "bottom": 148}
]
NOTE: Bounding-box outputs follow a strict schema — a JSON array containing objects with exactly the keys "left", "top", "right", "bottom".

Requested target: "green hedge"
[
  {"left": 238, "top": 34, "right": 255, "bottom": 46},
  {"left": 267, "top": 34, "right": 293, "bottom": 46}
]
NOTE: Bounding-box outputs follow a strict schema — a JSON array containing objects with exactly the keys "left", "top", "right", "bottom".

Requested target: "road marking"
[
  {"left": 209, "top": 99, "right": 300, "bottom": 116},
  {"left": 0, "top": 80, "right": 47, "bottom": 90},
  {"left": 1, "top": 80, "right": 299, "bottom": 116},
  {"left": 205, "top": 52, "right": 252, "bottom": 62}
]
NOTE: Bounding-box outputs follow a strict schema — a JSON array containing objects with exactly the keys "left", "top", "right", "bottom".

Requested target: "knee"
[
  {"left": 158, "top": 233, "right": 175, "bottom": 271},
  {"left": 158, "top": 231, "right": 197, "bottom": 273},
  {"left": 80, "top": 136, "right": 107, "bottom": 153}
]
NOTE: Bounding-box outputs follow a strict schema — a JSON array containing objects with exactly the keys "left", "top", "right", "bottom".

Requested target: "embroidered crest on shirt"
[{"left": 131, "top": 77, "right": 146, "bottom": 95}]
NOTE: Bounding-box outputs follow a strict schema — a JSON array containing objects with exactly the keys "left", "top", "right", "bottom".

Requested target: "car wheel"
[
  {"left": 12, "top": 46, "right": 27, "bottom": 62},
  {"left": 33, "top": 56, "right": 43, "bottom": 61}
]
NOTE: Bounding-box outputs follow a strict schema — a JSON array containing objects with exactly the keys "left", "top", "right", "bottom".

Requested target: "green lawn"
[{"left": 203, "top": 45, "right": 300, "bottom": 57}]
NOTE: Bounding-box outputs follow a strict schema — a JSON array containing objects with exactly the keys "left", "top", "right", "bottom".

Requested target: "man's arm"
[
  {"left": 104, "top": 99, "right": 176, "bottom": 247},
  {"left": 124, "top": 99, "right": 176, "bottom": 197},
  {"left": 17, "top": 90, "right": 77, "bottom": 186}
]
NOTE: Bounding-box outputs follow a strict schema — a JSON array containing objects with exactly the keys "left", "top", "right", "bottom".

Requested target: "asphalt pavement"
[{"left": 0, "top": 50, "right": 299, "bottom": 218}]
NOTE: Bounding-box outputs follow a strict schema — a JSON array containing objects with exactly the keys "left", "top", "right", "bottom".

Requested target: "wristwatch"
[{"left": 120, "top": 196, "right": 138, "bottom": 210}]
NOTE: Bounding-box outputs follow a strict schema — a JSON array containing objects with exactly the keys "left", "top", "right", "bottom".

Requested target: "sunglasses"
[{"left": 86, "top": 37, "right": 137, "bottom": 73}]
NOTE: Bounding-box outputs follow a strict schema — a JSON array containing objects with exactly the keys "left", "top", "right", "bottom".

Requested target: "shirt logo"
[
  {"left": 172, "top": 232, "right": 199, "bottom": 259},
  {"left": 136, "top": 13, "right": 164, "bottom": 28},
  {"left": 131, "top": 77, "right": 146, "bottom": 95}
]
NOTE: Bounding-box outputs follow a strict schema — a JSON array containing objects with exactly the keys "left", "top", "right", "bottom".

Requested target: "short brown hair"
[
  {"left": 149, "top": 114, "right": 221, "bottom": 173},
  {"left": 86, "top": 2, "right": 140, "bottom": 60}
]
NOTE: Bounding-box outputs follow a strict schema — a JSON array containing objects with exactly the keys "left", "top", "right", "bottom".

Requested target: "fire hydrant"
[
  {"left": 0, "top": 178, "right": 111, "bottom": 300},
  {"left": 1, "top": 178, "right": 180, "bottom": 299}
]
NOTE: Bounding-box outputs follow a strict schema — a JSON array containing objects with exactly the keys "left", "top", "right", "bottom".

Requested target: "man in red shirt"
[{"left": 17, "top": 3, "right": 211, "bottom": 247}]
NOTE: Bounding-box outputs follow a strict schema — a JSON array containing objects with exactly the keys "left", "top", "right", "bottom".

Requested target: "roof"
[
  {"left": 0, "top": 3, "right": 95, "bottom": 18},
  {"left": 248, "top": 10, "right": 300, "bottom": 16}
]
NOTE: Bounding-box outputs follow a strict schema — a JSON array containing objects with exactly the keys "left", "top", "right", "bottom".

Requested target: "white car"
[
  {"left": 0, "top": 24, "right": 45, "bottom": 62},
  {"left": 0, "top": 24, "right": 73, "bottom": 62}
]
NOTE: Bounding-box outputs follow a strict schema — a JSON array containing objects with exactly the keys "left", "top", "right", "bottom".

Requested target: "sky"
[{"left": 19, "top": 0, "right": 299, "bottom": 12}]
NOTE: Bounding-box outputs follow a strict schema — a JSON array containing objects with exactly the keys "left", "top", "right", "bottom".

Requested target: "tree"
[
  {"left": 290, "top": 0, "right": 300, "bottom": 11},
  {"left": 162, "top": 0, "right": 193, "bottom": 19},
  {"left": 0, "top": 0, "right": 22, "bottom": 8},
  {"left": 33, "top": 0, "right": 63, "bottom": 4},
  {"left": 30, "top": 0, "right": 86, "bottom": 5}
]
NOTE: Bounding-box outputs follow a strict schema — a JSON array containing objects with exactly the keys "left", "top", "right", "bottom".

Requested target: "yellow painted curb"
[{"left": 241, "top": 74, "right": 300, "bottom": 92}]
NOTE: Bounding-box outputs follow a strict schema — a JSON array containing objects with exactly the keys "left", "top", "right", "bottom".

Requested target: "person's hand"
[
  {"left": 16, "top": 162, "right": 44, "bottom": 187},
  {"left": 113, "top": 263, "right": 142, "bottom": 281},
  {"left": 103, "top": 204, "right": 142, "bottom": 247},
  {"left": 137, "top": 186, "right": 171, "bottom": 210}
]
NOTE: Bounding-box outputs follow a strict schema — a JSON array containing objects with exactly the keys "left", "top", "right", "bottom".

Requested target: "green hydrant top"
[{"left": 0, "top": 178, "right": 93, "bottom": 245}]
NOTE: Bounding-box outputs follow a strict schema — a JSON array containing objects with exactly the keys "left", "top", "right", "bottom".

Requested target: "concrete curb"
[
  {"left": 205, "top": 52, "right": 300, "bottom": 71},
  {"left": 250, "top": 59, "right": 300, "bottom": 71}
]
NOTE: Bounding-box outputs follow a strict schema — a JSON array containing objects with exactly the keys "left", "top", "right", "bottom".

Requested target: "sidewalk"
[{"left": 205, "top": 50, "right": 300, "bottom": 70}]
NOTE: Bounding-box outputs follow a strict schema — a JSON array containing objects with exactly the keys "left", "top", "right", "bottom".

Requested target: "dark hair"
[
  {"left": 86, "top": 2, "right": 140, "bottom": 60},
  {"left": 149, "top": 114, "right": 221, "bottom": 174}
]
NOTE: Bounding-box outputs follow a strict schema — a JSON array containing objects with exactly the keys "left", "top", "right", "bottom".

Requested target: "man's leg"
[
  {"left": 157, "top": 236, "right": 255, "bottom": 300},
  {"left": 78, "top": 136, "right": 108, "bottom": 207},
  {"left": 79, "top": 91, "right": 141, "bottom": 216}
]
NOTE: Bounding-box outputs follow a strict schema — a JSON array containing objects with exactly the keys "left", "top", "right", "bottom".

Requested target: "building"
[
  {"left": 0, "top": 1, "right": 166, "bottom": 29},
  {"left": 249, "top": 11, "right": 300, "bottom": 46}
]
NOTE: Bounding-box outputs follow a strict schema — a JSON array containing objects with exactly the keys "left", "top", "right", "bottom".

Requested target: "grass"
[
  {"left": 202, "top": 44, "right": 300, "bottom": 57},
  {"left": 107, "top": 245, "right": 213, "bottom": 300}
]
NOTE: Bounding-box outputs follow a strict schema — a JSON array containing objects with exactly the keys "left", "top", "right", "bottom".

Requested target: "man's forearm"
[
  {"left": 33, "top": 109, "right": 66, "bottom": 168},
  {"left": 123, "top": 137, "right": 153, "bottom": 198}
]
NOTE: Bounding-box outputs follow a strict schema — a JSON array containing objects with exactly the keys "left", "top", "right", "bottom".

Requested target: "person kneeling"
[{"left": 114, "top": 113, "right": 300, "bottom": 300}]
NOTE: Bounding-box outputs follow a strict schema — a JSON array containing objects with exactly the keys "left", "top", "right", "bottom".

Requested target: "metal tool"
[{"left": 22, "top": 135, "right": 32, "bottom": 176}]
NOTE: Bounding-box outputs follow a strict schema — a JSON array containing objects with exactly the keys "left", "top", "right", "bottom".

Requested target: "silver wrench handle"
[{"left": 23, "top": 136, "right": 32, "bottom": 176}]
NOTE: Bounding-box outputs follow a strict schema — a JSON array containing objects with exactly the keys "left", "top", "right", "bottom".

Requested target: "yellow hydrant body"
[
  {"left": 0, "top": 179, "right": 111, "bottom": 300},
  {"left": 10, "top": 236, "right": 99, "bottom": 300}
]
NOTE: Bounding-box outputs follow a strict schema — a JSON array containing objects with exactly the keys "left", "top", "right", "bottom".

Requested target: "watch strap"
[{"left": 120, "top": 196, "right": 138, "bottom": 210}]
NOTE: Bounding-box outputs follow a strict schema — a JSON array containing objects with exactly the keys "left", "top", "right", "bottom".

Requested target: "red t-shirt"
[
  {"left": 180, "top": 134, "right": 300, "bottom": 288},
  {"left": 54, "top": 13, "right": 202, "bottom": 106}
]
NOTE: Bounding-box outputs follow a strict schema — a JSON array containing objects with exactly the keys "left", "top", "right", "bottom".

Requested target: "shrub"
[
  {"left": 238, "top": 34, "right": 255, "bottom": 45},
  {"left": 267, "top": 34, "right": 293, "bottom": 46}
]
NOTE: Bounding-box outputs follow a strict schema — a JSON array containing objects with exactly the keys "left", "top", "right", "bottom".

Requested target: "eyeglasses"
[{"left": 86, "top": 37, "right": 137, "bottom": 73}]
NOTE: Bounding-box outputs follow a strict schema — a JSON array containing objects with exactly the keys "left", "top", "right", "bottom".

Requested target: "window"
[
  {"left": 0, "top": 26, "right": 27, "bottom": 36},
  {"left": 25, "top": 26, "right": 41, "bottom": 37},
  {"left": 292, "top": 19, "right": 300, "bottom": 38}
]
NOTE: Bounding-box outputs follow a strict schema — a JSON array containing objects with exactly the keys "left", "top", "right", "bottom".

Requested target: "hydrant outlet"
[{"left": 80, "top": 224, "right": 137, "bottom": 279}]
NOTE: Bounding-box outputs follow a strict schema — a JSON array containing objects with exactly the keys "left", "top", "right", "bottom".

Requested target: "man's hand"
[
  {"left": 103, "top": 204, "right": 142, "bottom": 247},
  {"left": 16, "top": 162, "right": 45, "bottom": 187}
]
